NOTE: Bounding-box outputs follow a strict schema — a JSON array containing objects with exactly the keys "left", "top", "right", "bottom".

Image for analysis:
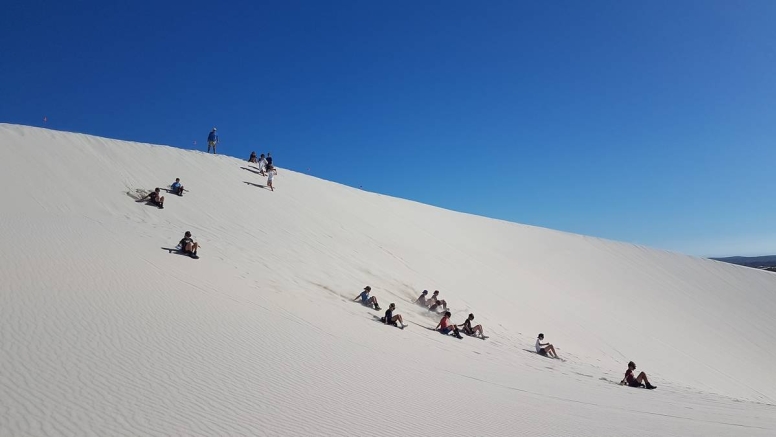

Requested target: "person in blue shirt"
[
  {"left": 171, "top": 178, "right": 184, "bottom": 196},
  {"left": 353, "top": 285, "right": 381, "bottom": 310},
  {"left": 207, "top": 128, "right": 218, "bottom": 154}
]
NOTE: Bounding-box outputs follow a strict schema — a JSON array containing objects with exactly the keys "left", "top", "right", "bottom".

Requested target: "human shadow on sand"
[
  {"left": 240, "top": 166, "right": 264, "bottom": 176},
  {"left": 244, "top": 181, "right": 268, "bottom": 189}
]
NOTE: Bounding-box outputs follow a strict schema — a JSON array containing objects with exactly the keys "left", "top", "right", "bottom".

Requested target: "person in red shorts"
[{"left": 621, "top": 361, "right": 656, "bottom": 390}]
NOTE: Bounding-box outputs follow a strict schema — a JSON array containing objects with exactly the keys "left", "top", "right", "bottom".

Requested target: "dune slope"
[{"left": 1, "top": 124, "right": 775, "bottom": 436}]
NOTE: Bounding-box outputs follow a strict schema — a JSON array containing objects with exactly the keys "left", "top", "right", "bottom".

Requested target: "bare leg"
[
  {"left": 474, "top": 324, "right": 484, "bottom": 337},
  {"left": 547, "top": 344, "right": 557, "bottom": 358},
  {"left": 636, "top": 372, "right": 650, "bottom": 385},
  {"left": 392, "top": 315, "right": 404, "bottom": 324}
]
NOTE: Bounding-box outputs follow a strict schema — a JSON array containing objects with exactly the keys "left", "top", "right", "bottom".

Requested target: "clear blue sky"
[{"left": 2, "top": 0, "right": 775, "bottom": 257}]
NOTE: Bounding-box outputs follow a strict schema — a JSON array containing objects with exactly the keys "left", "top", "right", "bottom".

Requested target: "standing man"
[
  {"left": 207, "top": 127, "right": 219, "bottom": 154},
  {"left": 266, "top": 152, "right": 273, "bottom": 167}
]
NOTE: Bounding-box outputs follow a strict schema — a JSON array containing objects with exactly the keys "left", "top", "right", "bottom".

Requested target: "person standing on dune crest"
[{"left": 207, "top": 127, "right": 218, "bottom": 154}]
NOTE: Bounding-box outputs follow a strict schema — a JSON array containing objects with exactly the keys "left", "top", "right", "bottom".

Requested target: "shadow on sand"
[
  {"left": 240, "top": 166, "right": 264, "bottom": 176},
  {"left": 244, "top": 181, "right": 267, "bottom": 189}
]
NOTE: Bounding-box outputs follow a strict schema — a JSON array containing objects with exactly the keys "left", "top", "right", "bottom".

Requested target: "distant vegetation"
[{"left": 712, "top": 255, "right": 776, "bottom": 271}]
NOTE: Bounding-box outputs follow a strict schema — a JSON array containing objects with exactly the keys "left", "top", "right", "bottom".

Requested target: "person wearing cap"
[
  {"left": 380, "top": 303, "right": 406, "bottom": 329},
  {"left": 535, "top": 333, "right": 558, "bottom": 358},
  {"left": 171, "top": 178, "right": 184, "bottom": 196},
  {"left": 621, "top": 361, "right": 656, "bottom": 389},
  {"left": 178, "top": 231, "right": 199, "bottom": 257},
  {"left": 459, "top": 313, "right": 485, "bottom": 339},
  {"left": 414, "top": 290, "right": 430, "bottom": 307},
  {"left": 354, "top": 286, "right": 381, "bottom": 310},
  {"left": 435, "top": 311, "right": 463, "bottom": 339},
  {"left": 139, "top": 188, "right": 165, "bottom": 209},
  {"left": 207, "top": 127, "right": 219, "bottom": 154}
]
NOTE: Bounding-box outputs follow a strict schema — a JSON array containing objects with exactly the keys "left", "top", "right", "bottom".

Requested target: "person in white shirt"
[
  {"left": 535, "top": 333, "right": 558, "bottom": 358},
  {"left": 257, "top": 154, "right": 268, "bottom": 176},
  {"left": 266, "top": 164, "right": 278, "bottom": 191}
]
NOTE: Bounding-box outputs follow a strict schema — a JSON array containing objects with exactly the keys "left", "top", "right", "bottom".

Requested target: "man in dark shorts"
[
  {"left": 141, "top": 188, "right": 165, "bottom": 209},
  {"left": 178, "top": 231, "right": 199, "bottom": 257},
  {"left": 622, "top": 361, "right": 656, "bottom": 389},
  {"left": 428, "top": 290, "right": 448, "bottom": 310},
  {"left": 459, "top": 313, "right": 485, "bottom": 338},
  {"left": 535, "top": 333, "right": 558, "bottom": 358},
  {"left": 380, "top": 303, "right": 406, "bottom": 329}
]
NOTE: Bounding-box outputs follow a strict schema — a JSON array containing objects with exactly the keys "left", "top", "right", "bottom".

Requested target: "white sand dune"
[{"left": 1, "top": 123, "right": 775, "bottom": 436}]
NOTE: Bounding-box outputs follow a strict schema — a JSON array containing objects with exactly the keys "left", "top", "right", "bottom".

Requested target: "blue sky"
[{"left": 2, "top": 0, "right": 775, "bottom": 257}]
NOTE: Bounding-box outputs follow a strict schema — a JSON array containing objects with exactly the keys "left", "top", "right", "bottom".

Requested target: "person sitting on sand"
[
  {"left": 535, "top": 333, "right": 558, "bottom": 358},
  {"left": 414, "top": 290, "right": 429, "bottom": 307},
  {"left": 426, "top": 290, "right": 448, "bottom": 311},
  {"left": 249, "top": 151, "right": 257, "bottom": 163},
  {"left": 380, "top": 303, "right": 406, "bottom": 328},
  {"left": 178, "top": 231, "right": 199, "bottom": 257},
  {"left": 354, "top": 286, "right": 381, "bottom": 310},
  {"left": 435, "top": 311, "right": 463, "bottom": 338},
  {"left": 459, "top": 313, "right": 485, "bottom": 338},
  {"left": 621, "top": 361, "right": 656, "bottom": 389},
  {"left": 171, "top": 178, "right": 184, "bottom": 196},
  {"left": 140, "top": 188, "right": 164, "bottom": 209}
]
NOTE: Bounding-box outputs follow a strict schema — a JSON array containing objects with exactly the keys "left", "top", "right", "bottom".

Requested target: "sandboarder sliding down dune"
[
  {"left": 380, "top": 303, "right": 407, "bottom": 329},
  {"left": 175, "top": 231, "right": 199, "bottom": 259},
  {"left": 621, "top": 361, "right": 656, "bottom": 390}
]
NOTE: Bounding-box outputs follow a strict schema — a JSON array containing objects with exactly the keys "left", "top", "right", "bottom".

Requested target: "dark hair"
[
  {"left": 444, "top": 311, "right": 451, "bottom": 317},
  {"left": 469, "top": 313, "right": 474, "bottom": 319},
  {"left": 628, "top": 361, "right": 636, "bottom": 368},
  {"left": 538, "top": 333, "right": 544, "bottom": 338}
]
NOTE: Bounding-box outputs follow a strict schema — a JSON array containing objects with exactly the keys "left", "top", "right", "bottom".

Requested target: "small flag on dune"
[{"left": 43, "top": 116, "right": 47, "bottom": 123}]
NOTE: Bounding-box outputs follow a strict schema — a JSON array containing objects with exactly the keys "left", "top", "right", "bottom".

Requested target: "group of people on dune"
[
  {"left": 355, "top": 286, "right": 485, "bottom": 338},
  {"left": 247, "top": 151, "right": 278, "bottom": 191},
  {"left": 354, "top": 285, "right": 657, "bottom": 390}
]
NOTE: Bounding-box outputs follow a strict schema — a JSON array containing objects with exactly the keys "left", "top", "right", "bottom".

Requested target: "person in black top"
[
  {"left": 621, "top": 361, "right": 656, "bottom": 389},
  {"left": 249, "top": 151, "right": 257, "bottom": 163},
  {"left": 178, "top": 231, "right": 199, "bottom": 257},
  {"left": 380, "top": 303, "right": 406, "bottom": 329},
  {"left": 140, "top": 188, "right": 165, "bottom": 209},
  {"left": 266, "top": 153, "right": 273, "bottom": 166},
  {"left": 459, "top": 313, "right": 485, "bottom": 338}
]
